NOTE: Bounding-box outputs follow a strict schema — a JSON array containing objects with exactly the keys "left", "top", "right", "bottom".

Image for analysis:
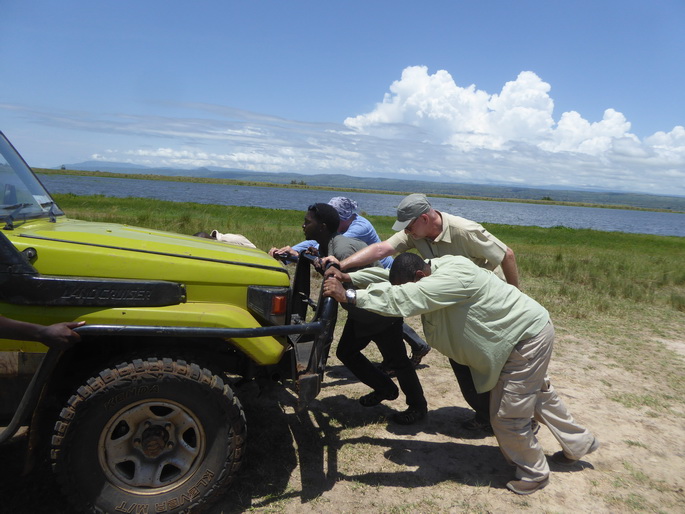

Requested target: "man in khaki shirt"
[
  {"left": 335, "top": 193, "right": 519, "bottom": 286},
  {"left": 326, "top": 193, "right": 520, "bottom": 431},
  {"left": 323, "top": 253, "right": 598, "bottom": 495}
]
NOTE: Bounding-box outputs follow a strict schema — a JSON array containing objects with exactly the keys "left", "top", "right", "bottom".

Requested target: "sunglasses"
[{"left": 405, "top": 216, "right": 420, "bottom": 231}]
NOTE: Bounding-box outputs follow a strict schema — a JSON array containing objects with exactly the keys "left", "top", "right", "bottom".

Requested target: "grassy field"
[{"left": 54, "top": 190, "right": 685, "bottom": 393}]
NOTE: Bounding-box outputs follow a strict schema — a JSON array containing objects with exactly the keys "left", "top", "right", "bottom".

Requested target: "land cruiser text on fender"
[{"left": 0, "top": 131, "right": 337, "bottom": 513}]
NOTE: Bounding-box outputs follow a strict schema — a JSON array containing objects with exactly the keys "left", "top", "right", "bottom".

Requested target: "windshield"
[{"left": 0, "top": 131, "right": 63, "bottom": 225}]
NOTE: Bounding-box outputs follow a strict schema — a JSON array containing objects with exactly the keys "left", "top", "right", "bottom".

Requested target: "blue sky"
[{"left": 2, "top": 1, "right": 684, "bottom": 196}]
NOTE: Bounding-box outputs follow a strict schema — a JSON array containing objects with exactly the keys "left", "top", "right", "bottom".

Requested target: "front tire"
[{"left": 51, "top": 357, "right": 246, "bottom": 513}]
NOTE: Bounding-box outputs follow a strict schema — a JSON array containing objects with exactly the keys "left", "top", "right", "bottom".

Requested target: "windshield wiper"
[
  {"left": 2, "top": 203, "right": 32, "bottom": 230},
  {"left": 41, "top": 201, "right": 58, "bottom": 222},
  {"left": 0, "top": 202, "right": 29, "bottom": 211}
]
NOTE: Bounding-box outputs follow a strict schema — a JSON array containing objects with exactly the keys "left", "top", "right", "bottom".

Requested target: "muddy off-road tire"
[{"left": 51, "top": 358, "right": 246, "bottom": 514}]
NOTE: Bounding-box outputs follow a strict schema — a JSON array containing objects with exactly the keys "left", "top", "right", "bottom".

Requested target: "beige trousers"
[{"left": 490, "top": 321, "right": 595, "bottom": 482}]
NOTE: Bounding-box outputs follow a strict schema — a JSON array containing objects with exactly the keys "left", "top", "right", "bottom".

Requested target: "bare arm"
[
  {"left": 0, "top": 316, "right": 84, "bottom": 350},
  {"left": 500, "top": 247, "right": 520, "bottom": 288},
  {"left": 339, "top": 241, "right": 395, "bottom": 271}
]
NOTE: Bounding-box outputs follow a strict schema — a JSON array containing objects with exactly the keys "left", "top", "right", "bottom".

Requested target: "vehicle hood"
[{"left": 9, "top": 218, "right": 289, "bottom": 287}]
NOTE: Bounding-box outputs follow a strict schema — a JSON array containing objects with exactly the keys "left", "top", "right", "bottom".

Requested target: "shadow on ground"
[{"left": 210, "top": 376, "right": 539, "bottom": 512}]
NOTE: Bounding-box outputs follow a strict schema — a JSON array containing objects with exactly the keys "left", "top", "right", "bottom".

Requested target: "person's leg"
[
  {"left": 537, "top": 377, "right": 598, "bottom": 462},
  {"left": 336, "top": 320, "right": 398, "bottom": 401},
  {"left": 532, "top": 323, "right": 596, "bottom": 459},
  {"left": 490, "top": 323, "right": 554, "bottom": 486},
  {"left": 402, "top": 323, "right": 431, "bottom": 365},
  {"left": 449, "top": 359, "right": 491, "bottom": 425},
  {"left": 374, "top": 320, "right": 427, "bottom": 411}
]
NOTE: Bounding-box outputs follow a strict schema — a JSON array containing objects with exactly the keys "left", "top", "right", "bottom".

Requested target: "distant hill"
[
  {"left": 62, "top": 161, "right": 157, "bottom": 171},
  {"left": 56, "top": 162, "right": 685, "bottom": 212}
]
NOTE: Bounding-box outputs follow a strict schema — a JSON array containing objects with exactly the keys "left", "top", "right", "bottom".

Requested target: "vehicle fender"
[{"left": 0, "top": 302, "right": 288, "bottom": 365}]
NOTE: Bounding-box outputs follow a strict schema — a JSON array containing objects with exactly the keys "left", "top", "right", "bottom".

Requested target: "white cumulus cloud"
[
  {"left": 339, "top": 66, "right": 685, "bottom": 195},
  {"left": 345, "top": 66, "right": 641, "bottom": 156}
]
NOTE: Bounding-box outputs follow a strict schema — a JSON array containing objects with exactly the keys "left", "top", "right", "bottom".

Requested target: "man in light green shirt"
[
  {"left": 323, "top": 253, "right": 598, "bottom": 495},
  {"left": 326, "top": 193, "right": 520, "bottom": 432}
]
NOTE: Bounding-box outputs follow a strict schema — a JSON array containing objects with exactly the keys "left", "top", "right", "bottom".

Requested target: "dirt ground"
[{"left": 2, "top": 318, "right": 683, "bottom": 513}]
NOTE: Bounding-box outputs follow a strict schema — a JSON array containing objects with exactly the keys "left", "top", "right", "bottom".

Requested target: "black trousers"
[
  {"left": 336, "top": 317, "right": 427, "bottom": 410},
  {"left": 449, "top": 359, "right": 490, "bottom": 423}
]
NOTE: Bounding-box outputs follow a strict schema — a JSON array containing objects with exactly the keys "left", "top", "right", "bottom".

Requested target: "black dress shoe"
[{"left": 410, "top": 345, "right": 431, "bottom": 366}]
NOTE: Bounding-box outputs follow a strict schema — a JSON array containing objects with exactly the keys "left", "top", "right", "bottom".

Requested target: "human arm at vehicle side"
[{"left": 0, "top": 316, "right": 84, "bottom": 350}]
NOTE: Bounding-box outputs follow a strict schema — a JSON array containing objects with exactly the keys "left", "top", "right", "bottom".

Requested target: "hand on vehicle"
[
  {"left": 323, "top": 276, "right": 346, "bottom": 303},
  {"left": 323, "top": 266, "right": 350, "bottom": 283},
  {"left": 322, "top": 256, "right": 341, "bottom": 275},
  {"left": 312, "top": 257, "right": 325, "bottom": 273},
  {"left": 38, "top": 321, "right": 85, "bottom": 350},
  {"left": 268, "top": 246, "right": 297, "bottom": 259}
]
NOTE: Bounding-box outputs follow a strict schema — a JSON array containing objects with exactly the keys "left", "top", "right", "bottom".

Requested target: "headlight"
[{"left": 247, "top": 286, "right": 290, "bottom": 326}]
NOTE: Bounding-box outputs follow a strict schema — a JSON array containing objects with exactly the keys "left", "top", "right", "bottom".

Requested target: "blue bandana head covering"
[{"left": 328, "top": 197, "right": 358, "bottom": 221}]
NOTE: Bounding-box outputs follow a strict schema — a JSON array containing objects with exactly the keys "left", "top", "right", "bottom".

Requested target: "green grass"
[
  {"left": 491, "top": 224, "right": 685, "bottom": 319},
  {"left": 624, "top": 440, "right": 648, "bottom": 449}
]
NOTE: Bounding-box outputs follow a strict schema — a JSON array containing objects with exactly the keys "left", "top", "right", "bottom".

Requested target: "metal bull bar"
[
  {"left": 0, "top": 252, "right": 337, "bottom": 445},
  {"left": 288, "top": 251, "right": 338, "bottom": 410},
  {"left": 73, "top": 320, "right": 331, "bottom": 339}
]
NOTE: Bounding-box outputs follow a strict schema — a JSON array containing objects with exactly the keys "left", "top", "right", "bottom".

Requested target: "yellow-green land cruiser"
[{"left": 0, "top": 131, "right": 336, "bottom": 513}]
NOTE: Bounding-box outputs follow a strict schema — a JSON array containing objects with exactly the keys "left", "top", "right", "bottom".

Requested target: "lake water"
[{"left": 41, "top": 174, "right": 685, "bottom": 237}]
